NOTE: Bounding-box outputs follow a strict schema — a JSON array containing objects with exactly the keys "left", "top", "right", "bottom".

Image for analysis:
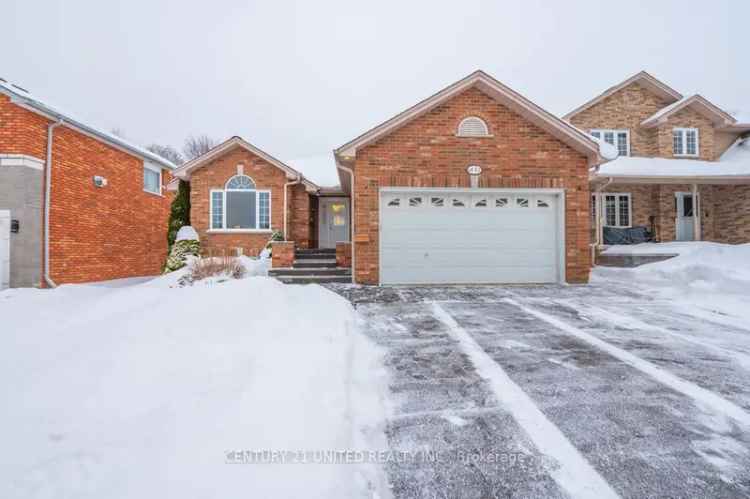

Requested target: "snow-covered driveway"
[{"left": 331, "top": 283, "right": 750, "bottom": 498}]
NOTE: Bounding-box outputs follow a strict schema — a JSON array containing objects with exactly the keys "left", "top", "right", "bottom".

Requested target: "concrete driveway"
[{"left": 327, "top": 283, "right": 750, "bottom": 498}]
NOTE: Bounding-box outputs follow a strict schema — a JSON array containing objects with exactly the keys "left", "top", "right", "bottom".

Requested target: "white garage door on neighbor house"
[{"left": 379, "top": 189, "right": 564, "bottom": 285}]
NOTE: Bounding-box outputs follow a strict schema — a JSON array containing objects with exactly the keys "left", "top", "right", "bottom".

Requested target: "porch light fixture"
[{"left": 467, "top": 165, "right": 482, "bottom": 188}]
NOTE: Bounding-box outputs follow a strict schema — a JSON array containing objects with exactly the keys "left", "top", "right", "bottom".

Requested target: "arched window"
[
  {"left": 210, "top": 175, "right": 271, "bottom": 231},
  {"left": 457, "top": 116, "right": 490, "bottom": 137}
]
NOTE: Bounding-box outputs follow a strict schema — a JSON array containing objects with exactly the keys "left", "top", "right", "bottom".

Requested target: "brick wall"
[
  {"left": 189, "top": 145, "right": 313, "bottom": 256},
  {"left": 336, "top": 241, "right": 352, "bottom": 268},
  {"left": 352, "top": 86, "right": 592, "bottom": 284},
  {"left": 47, "top": 127, "right": 172, "bottom": 283},
  {"left": 271, "top": 241, "right": 295, "bottom": 268},
  {"left": 569, "top": 83, "right": 669, "bottom": 157},
  {"left": 655, "top": 107, "right": 715, "bottom": 160},
  {"left": 0, "top": 94, "right": 172, "bottom": 285}
]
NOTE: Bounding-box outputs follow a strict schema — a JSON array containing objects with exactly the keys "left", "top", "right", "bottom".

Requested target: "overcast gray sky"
[{"left": 2, "top": 0, "right": 746, "bottom": 161}]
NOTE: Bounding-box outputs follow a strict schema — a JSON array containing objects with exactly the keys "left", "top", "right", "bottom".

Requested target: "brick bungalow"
[
  {"left": 0, "top": 79, "right": 175, "bottom": 289},
  {"left": 175, "top": 71, "right": 616, "bottom": 285}
]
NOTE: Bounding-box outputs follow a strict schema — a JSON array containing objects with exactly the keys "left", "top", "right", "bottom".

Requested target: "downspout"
[
  {"left": 591, "top": 176, "right": 614, "bottom": 266},
  {"left": 283, "top": 175, "right": 302, "bottom": 241},
  {"left": 44, "top": 119, "right": 64, "bottom": 288},
  {"left": 336, "top": 161, "right": 355, "bottom": 284}
]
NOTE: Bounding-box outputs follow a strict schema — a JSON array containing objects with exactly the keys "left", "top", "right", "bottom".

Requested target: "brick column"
[
  {"left": 336, "top": 242, "right": 352, "bottom": 268},
  {"left": 271, "top": 241, "right": 295, "bottom": 268}
]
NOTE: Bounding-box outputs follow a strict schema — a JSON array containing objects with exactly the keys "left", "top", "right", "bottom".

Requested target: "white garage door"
[{"left": 379, "top": 189, "right": 563, "bottom": 285}]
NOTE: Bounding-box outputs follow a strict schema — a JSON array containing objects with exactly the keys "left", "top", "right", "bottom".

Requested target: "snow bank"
[
  {"left": 0, "top": 275, "right": 387, "bottom": 498},
  {"left": 594, "top": 242, "right": 750, "bottom": 325}
]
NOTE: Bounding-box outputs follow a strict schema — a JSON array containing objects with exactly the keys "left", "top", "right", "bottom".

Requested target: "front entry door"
[
  {"left": 318, "top": 198, "right": 350, "bottom": 249},
  {"left": 675, "top": 192, "right": 694, "bottom": 241}
]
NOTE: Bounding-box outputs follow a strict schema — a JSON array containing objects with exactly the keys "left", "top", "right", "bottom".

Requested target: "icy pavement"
[{"left": 327, "top": 283, "right": 750, "bottom": 498}]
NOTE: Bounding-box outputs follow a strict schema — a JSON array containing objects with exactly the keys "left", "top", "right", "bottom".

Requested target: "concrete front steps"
[{"left": 269, "top": 248, "right": 352, "bottom": 284}]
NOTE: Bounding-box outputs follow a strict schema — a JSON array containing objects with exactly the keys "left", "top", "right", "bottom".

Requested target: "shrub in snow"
[
  {"left": 179, "top": 256, "right": 246, "bottom": 285},
  {"left": 163, "top": 225, "right": 200, "bottom": 273},
  {"left": 264, "top": 230, "right": 284, "bottom": 255},
  {"left": 167, "top": 179, "right": 191, "bottom": 248}
]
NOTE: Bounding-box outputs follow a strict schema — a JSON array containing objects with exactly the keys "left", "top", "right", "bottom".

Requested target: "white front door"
[
  {"left": 675, "top": 192, "right": 695, "bottom": 241},
  {"left": 318, "top": 198, "right": 350, "bottom": 249},
  {"left": 379, "top": 189, "right": 563, "bottom": 285},
  {"left": 0, "top": 210, "right": 10, "bottom": 290}
]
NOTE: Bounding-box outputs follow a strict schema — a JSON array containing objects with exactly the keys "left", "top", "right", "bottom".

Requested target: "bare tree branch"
[
  {"left": 183, "top": 135, "right": 217, "bottom": 160},
  {"left": 146, "top": 144, "right": 185, "bottom": 165}
]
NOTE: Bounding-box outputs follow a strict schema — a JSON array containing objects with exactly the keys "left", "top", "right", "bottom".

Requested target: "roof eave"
[
  {"left": 3, "top": 89, "right": 176, "bottom": 170},
  {"left": 563, "top": 71, "right": 683, "bottom": 121},
  {"left": 336, "top": 70, "right": 603, "bottom": 165}
]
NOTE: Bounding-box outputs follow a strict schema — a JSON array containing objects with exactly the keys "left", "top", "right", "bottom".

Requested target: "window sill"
[
  {"left": 673, "top": 154, "right": 700, "bottom": 158},
  {"left": 455, "top": 134, "right": 494, "bottom": 138},
  {"left": 207, "top": 229, "right": 273, "bottom": 234},
  {"left": 143, "top": 189, "right": 164, "bottom": 197}
]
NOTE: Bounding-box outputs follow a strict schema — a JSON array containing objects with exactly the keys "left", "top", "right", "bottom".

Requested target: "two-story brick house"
[
  {"left": 0, "top": 79, "right": 176, "bottom": 289},
  {"left": 565, "top": 71, "right": 750, "bottom": 245}
]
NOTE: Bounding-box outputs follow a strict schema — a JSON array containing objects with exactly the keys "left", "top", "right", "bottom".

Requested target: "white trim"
[
  {"left": 593, "top": 192, "right": 632, "bottom": 228},
  {"left": 672, "top": 127, "right": 700, "bottom": 157},
  {"left": 377, "top": 187, "right": 566, "bottom": 285},
  {"left": 209, "top": 186, "right": 271, "bottom": 231},
  {"left": 590, "top": 129, "right": 630, "bottom": 157},
  {"left": 143, "top": 161, "right": 162, "bottom": 195},
  {"left": 335, "top": 70, "right": 604, "bottom": 162},
  {"left": 207, "top": 229, "right": 273, "bottom": 234},
  {"left": 0, "top": 154, "right": 45, "bottom": 170}
]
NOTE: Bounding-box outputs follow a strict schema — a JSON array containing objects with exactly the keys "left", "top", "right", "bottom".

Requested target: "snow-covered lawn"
[
  {"left": 595, "top": 242, "right": 750, "bottom": 326},
  {"left": 0, "top": 268, "right": 388, "bottom": 498}
]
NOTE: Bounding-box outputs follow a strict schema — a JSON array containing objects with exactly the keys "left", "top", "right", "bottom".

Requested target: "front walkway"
[{"left": 327, "top": 284, "right": 750, "bottom": 498}]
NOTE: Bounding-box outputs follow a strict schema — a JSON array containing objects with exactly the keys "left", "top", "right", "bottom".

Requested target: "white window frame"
[
  {"left": 672, "top": 127, "right": 699, "bottom": 157},
  {"left": 456, "top": 116, "right": 491, "bottom": 137},
  {"left": 590, "top": 129, "right": 630, "bottom": 157},
  {"left": 143, "top": 162, "right": 162, "bottom": 195},
  {"left": 209, "top": 176, "right": 272, "bottom": 232},
  {"left": 593, "top": 193, "right": 632, "bottom": 228}
]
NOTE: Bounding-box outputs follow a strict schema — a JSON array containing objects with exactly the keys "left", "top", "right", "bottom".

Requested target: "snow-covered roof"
[
  {"left": 286, "top": 153, "right": 341, "bottom": 188},
  {"left": 594, "top": 148, "right": 750, "bottom": 180},
  {"left": 0, "top": 78, "right": 176, "bottom": 169},
  {"left": 720, "top": 135, "right": 750, "bottom": 163}
]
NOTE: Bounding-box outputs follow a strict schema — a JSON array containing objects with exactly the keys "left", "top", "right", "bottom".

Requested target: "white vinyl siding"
[
  {"left": 590, "top": 129, "right": 630, "bottom": 157},
  {"left": 672, "top": 128, "right": 699, "bottom": 157}
]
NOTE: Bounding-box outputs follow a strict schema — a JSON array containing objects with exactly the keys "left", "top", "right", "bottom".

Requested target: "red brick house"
[
  {"left": 565, "top": 71, "right": 750, "bottom": 246},
  {"left": 176, "top": 71, "right": 615, "bottom": 285},
  {"left": 0, "top": 79, "right": 175, "bottom": 288}
]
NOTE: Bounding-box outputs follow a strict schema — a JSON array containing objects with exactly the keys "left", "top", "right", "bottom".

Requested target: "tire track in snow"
[
  {"left": 431, "top": 303, "right": 621, "bottom": 499},
  {"left": 505, "top": 298, "right": 750, "bottom": 428}
]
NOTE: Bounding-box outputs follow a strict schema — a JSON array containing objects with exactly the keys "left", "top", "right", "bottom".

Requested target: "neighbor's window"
[
  {"left": 457, "top": 116, "right": 490, "bottom": 137},
  {"left": 143, "top": 163, "right": 161, "bottom": 194},
  {"left": 592, "top": 193, "right": 631, "bottom": 227},
  {"left": 673, "top": 128, "right": 699, "bottom": 156},
  {"left": 210, "top": 175, "right": 271, "bottom": 230},
  {"left": 590, "top": 129, "right": 629, "bottom": 157}
]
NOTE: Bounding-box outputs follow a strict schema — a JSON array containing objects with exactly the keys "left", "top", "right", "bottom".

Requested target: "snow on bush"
[
  {"left": 175, "top": 225, "right": 200, "bottom": 242},
  {"left": 163, "top": 226, "right": 200, "bottom": 273},
  {"left": 0, "top": 274, "right": 388, "bottom": 498}
]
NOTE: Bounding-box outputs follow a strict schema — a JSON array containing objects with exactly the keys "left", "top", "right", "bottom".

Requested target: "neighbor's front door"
[
  {"left": 319, "top": 198, "right": 350, "bottom": 249},
  {"left": 675, "top": 192, "right": 694, "bottom": 241}
]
